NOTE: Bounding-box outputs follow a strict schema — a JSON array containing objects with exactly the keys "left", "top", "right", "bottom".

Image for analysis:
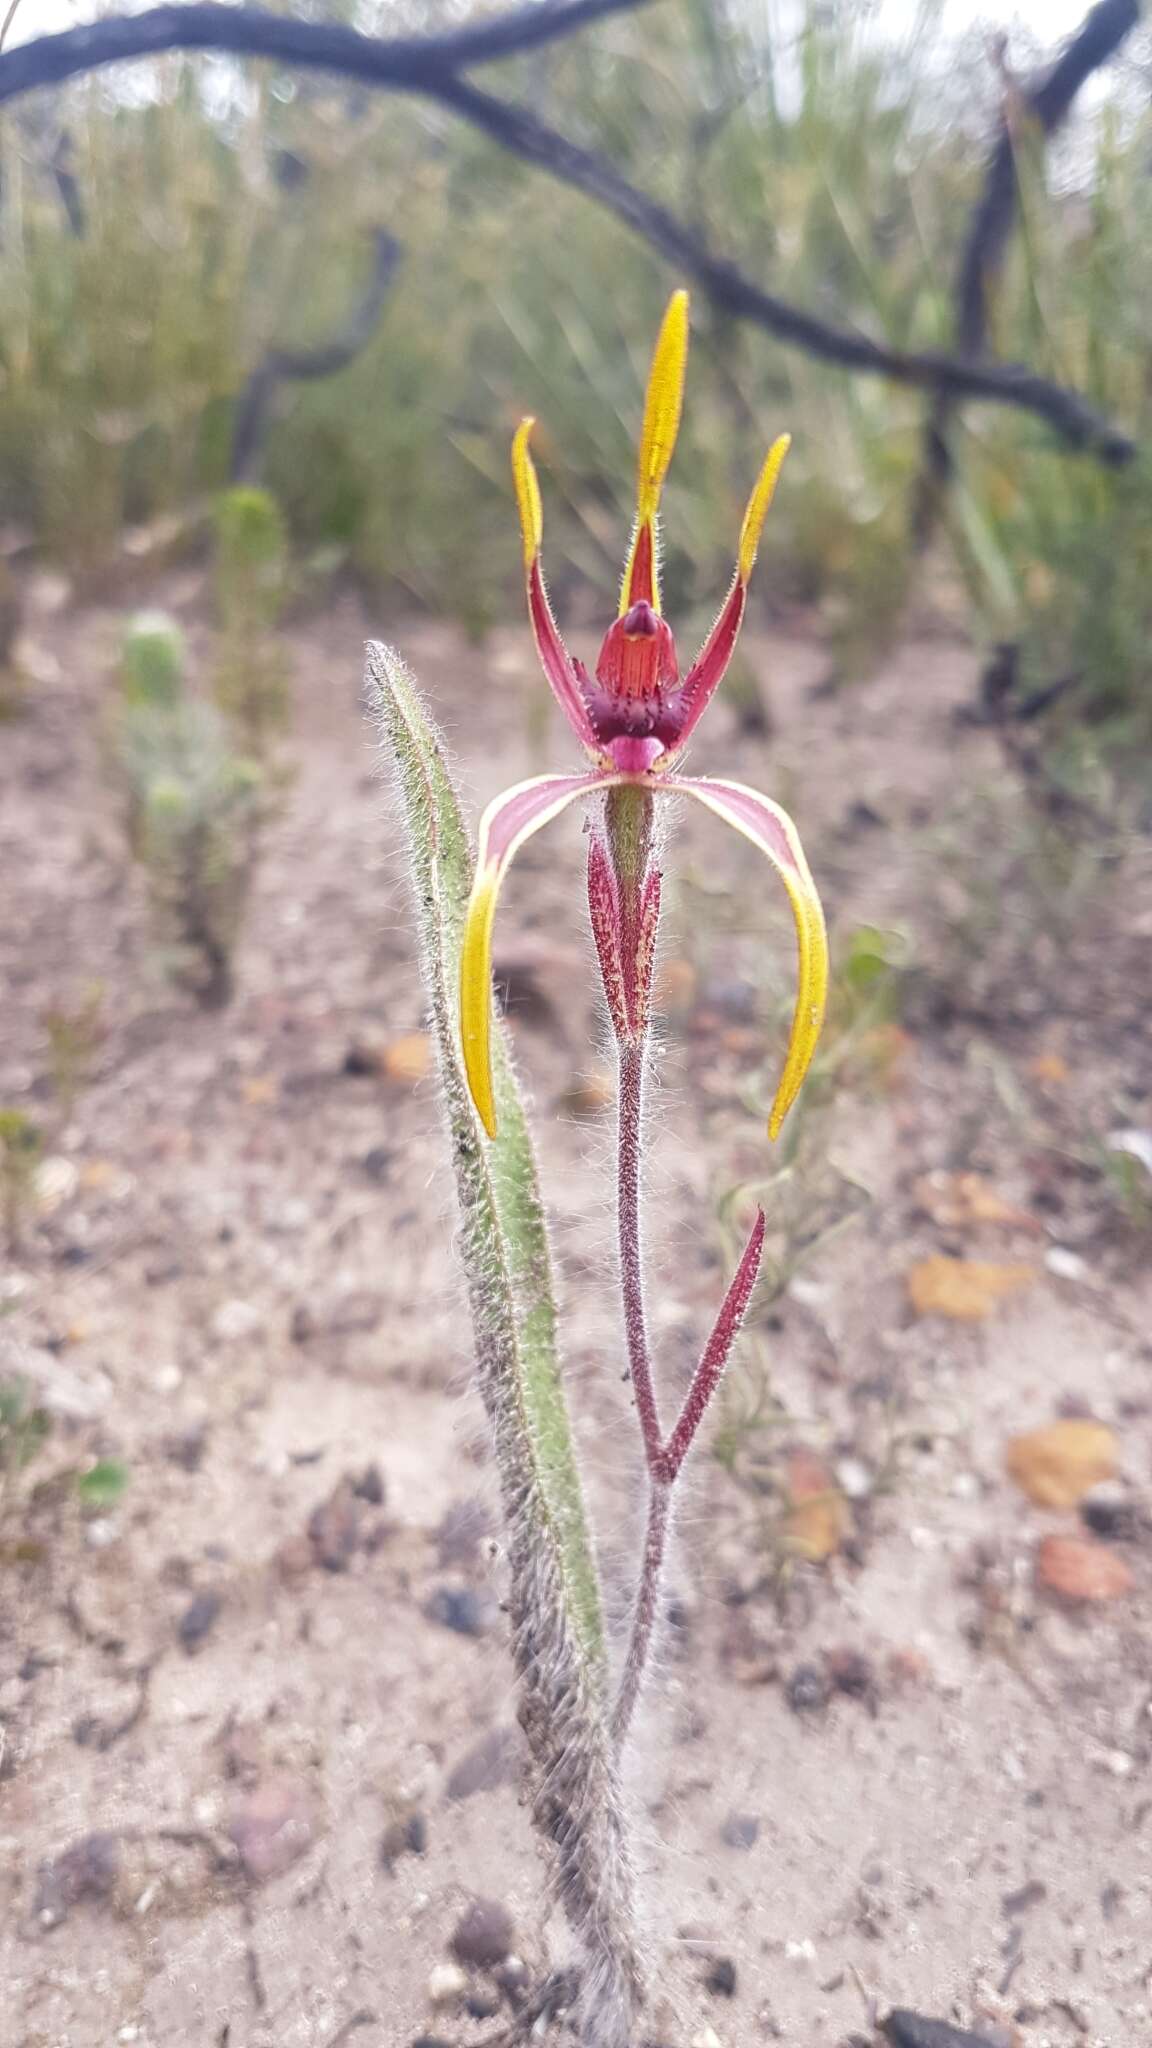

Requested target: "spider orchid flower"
[{"left": 460, "top": 290, "right": 828, "bottom": 1140}]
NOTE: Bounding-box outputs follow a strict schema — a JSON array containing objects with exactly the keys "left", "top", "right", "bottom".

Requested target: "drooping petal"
[
  {"left": 670, "top": 434, "right": 791, "bottom": 748},
  {"left": 461, "top": 771, "right": 623, "bottom": 1135},
  {"left": 511, "top": 419, "right": 599, "bottom": 750},
  {"left": 669, "top": 774, "right": 827, "bottom": 1137},
  {"left": 620, "top": 290, "right": 690, "bottom": 616}
]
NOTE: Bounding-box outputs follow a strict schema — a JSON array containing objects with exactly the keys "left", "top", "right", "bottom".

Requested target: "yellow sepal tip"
[
  {"left": 511, "top": 417, "right": 543, "bottom": 569},
  {"left": 636, "top": 289, "right": 690, "bottom": 525},
  {"left": 738, "top": 432, "right": 791, "bottom": 585}
]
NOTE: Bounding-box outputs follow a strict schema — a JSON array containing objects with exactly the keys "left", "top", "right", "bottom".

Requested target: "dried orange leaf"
[
  {"left": 1028, "top": 1051, "right": 1069, "bottom": 1085},
  {"left": 914, "top": 1170, "right": 1038, "bottom": 1234},
  {"left": 1006, "top": 1419, "right": 1118, "bottom": 1508},
  {"left": 381, "top": 1032, "right": 432, "bottom": 1084},
  {"left": 1036, "top": 1534, "right": 1133, "bottom": 1604},
  {"left": 782, "top": 1447, "right": 849, "bottom": 1563},
  {"left": 907, "top": 1255, "right": 1034, "bottom": 1321},
  {"left": 242, "top": 1075, "right": 280, "bottom": 1107}
]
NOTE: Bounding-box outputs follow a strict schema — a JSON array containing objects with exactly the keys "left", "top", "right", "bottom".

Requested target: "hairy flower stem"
[
  {"left": 616, "top": 1038, "right": 663, "bottom": 1472},
  {"left": 598, "top": 789, "right": 768, "bottom": 1750}
]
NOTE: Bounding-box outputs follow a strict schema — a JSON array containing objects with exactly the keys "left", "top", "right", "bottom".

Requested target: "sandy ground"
[{"left": 1, "top": 580, "right": 1151, "bottom": 2048}]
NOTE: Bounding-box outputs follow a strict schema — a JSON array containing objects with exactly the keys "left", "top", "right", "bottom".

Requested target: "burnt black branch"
[
  {"left": 0, "top": 0, "right": 1138, "bottom": 469},
  {"left": 912, "top": 0, "right": 1141, "bottom": 546},
  {"left": 230, "top": 228, "right": 403, "bottom": 482}
]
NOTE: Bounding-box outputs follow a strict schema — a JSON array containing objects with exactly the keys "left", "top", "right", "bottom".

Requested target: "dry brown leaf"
[
  {"left": 906, "top": 1255, "right": 1034, "bottom": 1321},
  {"left": 241, "top": 1075, "right": 279, "bottom": 1107},
  {"left": 1028, "top": 1051, "right": 1069, "bottom": 1085},
  {"left": 1036, "top": 1534, "right": 1134, "bottom": 1604},
  {"left": 782, "top": 1448, "right": 850, "bottom": 1563},
  {"left": 380, "top": 1033, "right": 432, "bottom": 1084},
  {"left": 914, "top": 1170, "right": 1038, "bottom": 1234},
  {"left": 1006, "top": 1419, "right": 1118, "bottom": 1508}
]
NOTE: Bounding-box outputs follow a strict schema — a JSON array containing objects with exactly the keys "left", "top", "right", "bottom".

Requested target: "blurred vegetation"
[
  {"left": 113, "top": 612, "right": 264, "bottom": 1006},
  {"left": 213, "top": 484, "right": 290, "bottom": 753},
  {"left": 0, "top": 1108, "right": 43, "bottom": 1253},
  {"left": 0, "top": 0, "right": 1150, "bottom": 772}
]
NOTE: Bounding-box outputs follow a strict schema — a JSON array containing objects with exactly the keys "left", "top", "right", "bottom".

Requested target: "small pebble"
[
  {"left": 785, "top": 1663, "right": 830, "bottom": 1714},
  {"left": 451, "top": 1896, "right": 515, "bottom": 1969},
  {"left": 178, "top": 1590, "right": 222, "bottom": 1654},
  {"left": 424, "top": 1586, "right": 490, "bottom": 1639},
  {"left": 380, "top": 1811, "right": 427, "bottom": 1871},
  {"left": 1044, "top": 1246, "right": 1090, "bottom": 1282},
  {"left": 427, "top": 1960, "right": 468, "bottom": 2006},
  {"left": 211, "top": 1298, "right": 263, "bottom": 1343},
  {"left": 445, "top": 1726, "right": 520, "bottom": 1801},
  {"left": 834, "top": 1455, "right": 874, "bottom": 1501},
  {"left": 352, "top": 1462, "right": 385, "bottom": 1506},
  {"left": 464, "top": 1988, "right": 501, "bottom": 2018},
  {"left": 307, "top": 1479, "right": 361, "bottom": 1572},
  {"left": 492, "top": 1955, "right": 530, "bottom": 2002},
  {"left": 883, "top": 2013, "right": 1004, "bottom": 2048},
  {"left": 719, "top": 1811, "right": 759, "bottom": 1850},
  {"left": 361, "top": 1146, "right": 393, "bottom": 1183},
  {"left": 1081, "top": 1483, "right": 1140, "bottom": 1540},
  {"left": 825, "top": 1648, "right": 874, "bottom": 1699},
  {"left": 704, "top": 1957, "right": 737, "bottom": 1997}
]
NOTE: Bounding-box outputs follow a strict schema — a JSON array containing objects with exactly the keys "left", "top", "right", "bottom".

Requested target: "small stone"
[
  {"left": 411, "top": 2037, "right": 454, "bottom": 2048},
  {"left": 834, "top": 1455, "right": 874, "bottom": 1501},
  {"left": 446, "top": 1726, "right": 521, "bottom": 1801},
  {"left": 361, "top": 1145, "right": 394, "bottom": 1183},
  {"left": 704, "top": 1957, "right": 737, "bottom": 1997},
  {"left": 352, "top": 1463, "right": 386, "bottom": 1506},
  {"left": 451, "top": 1896, "right": 515, "bottom": 1969},
  {"left": 1080, "top": 1483, "right": 1140, "bottom": 1540},
  {"left": 228, "top": 1774, "right": 315, "bottom": 1883},
  {"left": 307, "top": 1479, "right": 361, "bottom": 1572},
  {"left": 720, "top": 1811, "right": 759, "bottom": 1850},
  {"left": 427, "top": 1961, "right": 468, "bottom": 2006},
  {"left": 492, "top": 1954, "right": 530, "bottom": 2003},
  {"left": 380, "top": 1811, "right": 427, "bottom": 1872},
  {"left": 785, "top": 1663, "right": 831, "bottom": 1713},
  {"left": 165, "top": 1426, "right": 207, "bottom": 1472},
  {"left": 1044, "top": 1245, "right": 1091, "bottom": 1281},
  {"left": 178, "top": 1590, "right": 222, "bottom": 1653},
  {"left": 465, "top": 1988, "right": 502, "bottom": 2018},
  {"left": 825, "top": 1648, "right": 874, "bottom": 1699},
  {"left": 33, "top": 1831, "right": 121, "bottom": 1927},
  {"left": 883, "top": 2013, "right": 1002, "bottom": 2048},
  {"left": 424, "top": 1585, "right": 491, "bottom": 1638},
  {"left": 343, "top": 1040, "right": 381, "bottom": 1076},
  {"left": 211, "top": 1298, "right": 263, "bottom": 1343}
]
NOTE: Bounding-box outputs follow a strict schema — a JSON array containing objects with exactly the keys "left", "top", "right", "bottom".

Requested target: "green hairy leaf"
[{"left": 366, "top": 641, "right": 603, "bottom": 1673}]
